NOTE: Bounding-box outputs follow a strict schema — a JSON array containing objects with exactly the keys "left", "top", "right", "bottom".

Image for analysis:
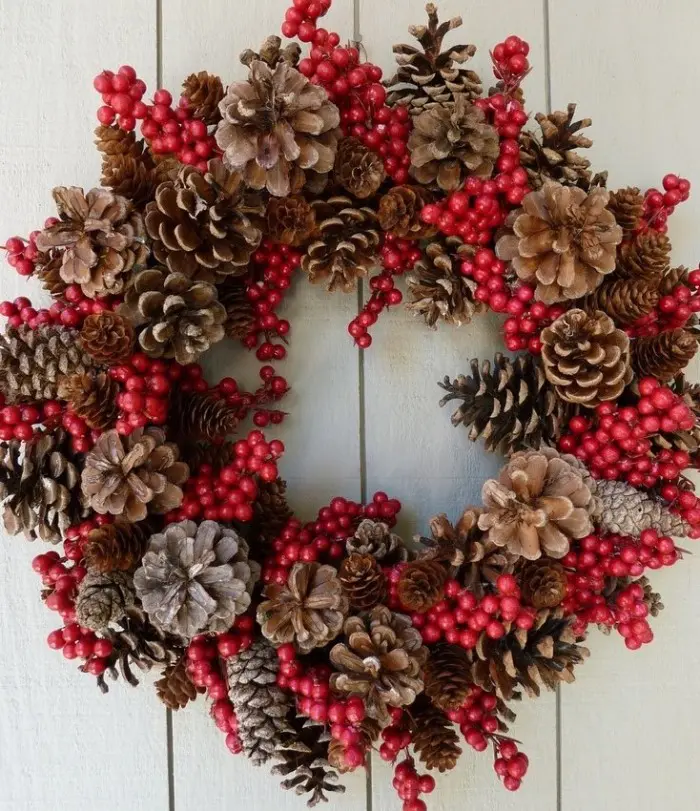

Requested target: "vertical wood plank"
[
  {"left": 0, "top": 3, "right": 168, "bottom": 810},
  {"left": 548, "top": 2, "right": 700, "bottom": 808},
  {"left": 159, "top": 2, "right": 366, "bottom": 808},
  {"left": 358, "top": 2, "right": 558, "bottom": 809}
]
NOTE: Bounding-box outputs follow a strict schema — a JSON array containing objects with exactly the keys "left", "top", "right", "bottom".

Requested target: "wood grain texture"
[
  {"left": 0, "top": 3, "right": 167, "bottom": 811},
  {"left": 359, "top": 2, "right": 557, "bottom": 809},
  {"left": 549, "top": 3, "right": 700, "bottom": 809}
]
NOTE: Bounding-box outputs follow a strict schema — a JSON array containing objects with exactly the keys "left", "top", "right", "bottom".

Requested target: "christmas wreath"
[{"left": 2, "top": 2, "right": 700, "bottom": 809}]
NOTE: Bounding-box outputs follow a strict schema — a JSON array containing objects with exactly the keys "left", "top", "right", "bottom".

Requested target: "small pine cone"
[
  {"left": 411, "top": 698, "right": 461, "bottom": 773},
  {"left": 36, "top": 255, "right": 69, "bottom": 298},
  {"left": 75, "top": 570, "right": 135, "bottom": 631},
  {"left": 607, "top": 187, "right": 644, "bottom": 233},
  {"left": 155, "top": 659, "right": 199, "bottom": 710},
  {"left": 397, "top": 559, "right": 447, "bottom": 612},
  {"left": 79, "top": 311, "right": 135, "bottom": 364},
  {"left": 617, "top": 232, "right": 671, "bottom": 282},
  {"left": 520, "top": 561, "right": 567, "bottom": 609},
  {"left": 328, "top": 718, "right": 380, "bottom": 773},
  {"left": 181, "top": 71, "right": 225, "bottom": 125},
  {"left": 240, "top": 35, "right": 301, "bottom": 69},
  {"left": 58, "top": 372, "right": 120, "bottom": 431},
  {"left": 659, "top": 266, "right": 691, "bottom": 297},
  {"left": 346, "top": 519, "right": 408, "bottom": 563},
  {"left": 180, "top": 440, "right": 235, "bottom": 473},
  {"left": 632, "top": 329, "right": 697, "bottom": 381},
  {"left": 217, "top": 281, "right": 256, "bottom": 341},
  {"left": 94, "top": 125, "right": 144, "bottom": 159},
  {"left": 338, "top": 553, "right": 387, "bottom": 610},
  {"left": 580, "top": 278, "right": 659, "bottom": 326},
  {"left": 377, "top": 185, "right": 437, "bottom": 240},
  {"left": 101, "top": 154, "right": 158, "bottom": 209},
  {"left": 267, "top": 195, "right": 317, "bottom": 246},
  {"left": 334, "top": 137, "right": 386, "bottom": 200},
  {"left": 169, "top": 390, "right": 239, "bottom": 442},
  {"left": 423, "top": 644, "right": 471, "bottom": 711},
  {"left": 255, "top": 478, "right": 293, "bottom": 548},
  {"left": 82, "top": 519, "right": 152, "bottom": 572}
]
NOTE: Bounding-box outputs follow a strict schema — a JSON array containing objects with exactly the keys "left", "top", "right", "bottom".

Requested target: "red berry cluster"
[
  {"left": 503, "top": 294, "right": 566, "bottom": 353},
  {"left": 108, "top": 353, "right": 182, "bottom": 434},
  {"left": 343, "top": 102, "right": 412, "bottom": 184},
  {"left": 405, "top": 574, "right": 535, "bottom": 649},
  {"left": 639, "top": 173, "right": 691, "bottom": 233},
  {"left": 628, "top": 268, "right": 700, "bottom": 338},
  {"left": 0, "top": 398, "right": 62, "bottom": 442},
  {"left": 348, "top": 235, "right": 421, "bottom": 349},
  {"left": 491, "top": 36, "right": 530, "bottom": 92},
  {"left": 0, "top": 289, "right": 114, "bottom": 331},
  {"left": 493, "top": 739, "right": 530, "bottom": 792},
  {"left": 94, "top": 66, "right": 149, "bottom": 131},
  {"left": 447, "top": 685, "right": 502, "bottom": 749},
  {"left": 217, "top": 366, "right": 290, "bottom": 429},
  {"left": 391, "top": 756, "right": 436, "bottom": 811},
  {"left": 167, "top": 430, "right": 284, "bottom": 525},
  {"left": 280, "top": 0, "right": 332, "bottom": 42},
  {"left": 3, "top": 232, "right": 39, "bottom": 277}
]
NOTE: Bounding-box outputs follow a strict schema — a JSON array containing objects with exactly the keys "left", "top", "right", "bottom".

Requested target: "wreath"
[{"left": 2, "top": 2, "right": 699, "bottom": 809}]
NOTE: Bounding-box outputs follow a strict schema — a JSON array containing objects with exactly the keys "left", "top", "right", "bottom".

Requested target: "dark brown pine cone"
[
  {"left": 82, "top": 519, "right": 152, "bottom": 572},
  {"left": 79, "top": 311, "right": 135, "bottom": 364},
  {"left": 378, "top": 185, "right": 436, "bottom": 240},
  {"left": 632, "top": 329, "right": 698, "bottom": 381},
  {"left": 607, "top": 187, "right": 644, "bottom": 233},
  {"left": 169, "top": 390, "right": 240, "bottom": 442},
  {"left": 181, "top": 71, "right": 225, "bottom": 125},
  {"left": 155, "top": 659, "right": 200, "bottom": 710},
  {"left": 617, "top": 232, "right": 671, "bottom": 282},
  {"left": 334, "top": 137, "right": 386, "bottom": 200},
  {"left": 423, "top": 644, "right": 471, "bottom": 711},
  {"left": 580, "top": 278, "right": 659, "bottom": 326},
  {"left": 217, "top": 281, "right": 256, "bottom": 341},
  {"left": 520, "top": 561, "right": 567, "bottom": 609},
  {"left": 58, "top": 372, "right": 120, "bottom": 431},
  {"left": 338, "top": 553, "right": 387, "bottom": 611},
  {"left": 411, "top": 698, "right": 461, "bottom": 773},
  {"left": 397, "top": 559, "right": 447, "bottom": 612},
  {"left": 267, "top": 195, "right": 317, "bottom": 246},
  {"left": 254, "top": 478, "right": 293, "bottom": 550}
]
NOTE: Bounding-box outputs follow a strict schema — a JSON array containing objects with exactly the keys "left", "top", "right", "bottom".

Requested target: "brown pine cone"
[
  {"left": 659, "top": 266, "right": 691, "bottom": 296},
  {"left": 411, "top": 698, "right": 461, "bottom": 772},
  {"left": 82, "top": 519, "right": 152, "bottom": 572},
  {"left": 169, "top": 390, "right": 239, "bottom": 442},
  {"left": 617, "top": 232, "right": 671, "bottom": 282},
  {"left": 334, "top": 137, "right": 386, "bottom": 200},
  {"left": 580, "top": 278, "right": 659, "bottom": 326},
  {"left": 607, "top": 187, "right": 644, "bottom": 233},
  {"left": 217, "top": 281, "right": 256, "bottom": 341},
  {"left": 255, "top": 478, "right": 293, "bottom": 549},
  {"left": 378, "top": 185, "right": 437, "bottom": 240},
  {"left": 75, "top": 570, "right": 135, "bottom": 631},
  {"left": 632, "top": 329, "right": 698, "bottom": 380},
  {"left": 94, "top": 125, "right": 144, "bottom": 158},
  {"left": 155, "top": 659, "right": 200, "bottom": 710},
  {"left": 58, "top": 372, "right": 120, "bottom": 431},
  {"left": 101, "top": 154, "right": 158, "bottom": 209},
  {"left": 397, "top": 559, "right": 447, "bottom": 612},
  {"left": 328, "top": 718, "right": 380, "bottom": 773},
  {"left": 240, "top": 35, "right": 301, "bottom": 69},
  {"left": 520, "top": 561, "right": 567, "bottom": 609},
  {"left": 423, "top": 644, "right": 471, "bottom": 711},
  {"left": 540, "top": 310, "right": 632, "bottom": 407},
  {"left": 181, "top": 71, "right": 224, "bottom": 125},
  {"left": 36, "top": 255, "right": 69, "bottom": 298},
  {"left": 79, "top": 311, "right": 134, "bottom": 364},
  {"left": 267, "top": 195, "right": 317, "bottom": 246},
  {"left": 338, "top": 553, "right": 386, "bottom": 611}
]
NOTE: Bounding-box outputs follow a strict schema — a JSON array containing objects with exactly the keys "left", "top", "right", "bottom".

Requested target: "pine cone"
[
  {"left": 182, "top": 71, "right": 225, "bottom": 125},
  {"left": 377, "top": 185, "right": 436, "bottom": 240},
  {"left": 469, "top": 607, "right": 589, "bottom": 699},
  {"left": 329, "top": 605, "right": 427, "bottom": 725},
  {"left": 145, "top": 159, "right": 263, "bottom": 282},
  {"left": 338, "top": 553, "right": 386, "bottom": 610},
  {"left": 119, "top": 268, "right": 226, "bottom": 364},
  {"left": 35, "top": 186, "right": 148, "bottom": 298},
  {"left": 408, "top": 94, "right": 499, "bottom": 191},
  {"left": 155, "top": 659, "right": 199, "bottom": 710},
  {"left": 81, "top": 427, "right": 188, "bottom": 522},
  {"left": 94, "top": 125, "right": 144, "bottom": 159},
  {"left": 617, "top": 232, "right": 671, "bottom": 282},
  {"left": 267, "top": 195, "right": 317, "bottom": 246},
  {"left": 607, "top": 187, "right": 644, "bottom": 233},
  {"left": 334, "top": 137, "right": 386, "bottom": 200},
  {"left": 397, "top": 559, "right": 447, "bottom": 612},
  {"left": 346, "top": 519, "right": 408, "bottom": 563},
  {"left": 258, "top": 562, "right": 349, "bottom": 653},
  {"left": 659, "top": 266, "right": 691, "bottom": 296},
  {"left": 82, "top": 519, "right": 152, "bottom": 572},
  {"left": 216, "top": 60, "right": 340, "bottom": 197},
  {"left": 540, "top": 309, "right": 632, "bottom": 407},
  {"left": 632, "top": 329, "right": 697, "bottom": 380},
  {"left": 0, "top": 431, "right": 85, "bottom": 543},
  {"left": 79, "top": 311, "right": 134, "bottom": 364},
  {"left": 272, "top": 716, "right": 345, "bottom": 807},
  {"left": 591, "top": 478, "right": 688, "bottom": 537},
  {"left": 520, "top": 561, "right": 567, "bottom": 609},
  {"left": 638, "top": 576, "right": 664, "bottom": 617},
  {"left": 254, "top": 478, "right": 293, "bottom": 548},
  {"left": 100, "top": 154, "right": 159, "bottom": 209},
  {"left": 423, "top": 644, "right": 471, "bottom": 711},
  {"left": 302, "top": 196, "right": 380, "bottom": 292},
  {"left": 179, "top": 440, "right": 235, "bottom": 473},
  {"left": 439, "top": 353, "right": 576, "bottom": 455},
  {"left": 411, "top": 698, "right": 461, "bottom": 772},
  {"left": 0, "top": 324, "right": 93, "bottom": 404},
  {"left": 519, "top": 105, "right": 601, "bottom": 191},
  {"left": 169, "top": 389, "right": 240, "bottom": 443},
  {"left": 240, "top": 35, "right": 301, "bottom": 69},
  {"left": 58, "top": 372, "right": 120, "bottom": 431},
  {"left": 580, "top": 277, "right": 659, "bottom": 326},
  {"left": 75, "top": 570, "right": 135, "bottom": 631},
  {"left": 386, "top": 3, "right": 481, "bottom": 114},
  {"left": 217, "top": 280, "right": 255, "bottom": 341},
  {"left": 479, "top": 447, "right": 594, "bottom": 560},
  {"left": 407, "top": 238, "right": 482, "bottom": 327},
  {"left": 496, "top": 183, "right": 622, "bottom": 304},
  {"left": 36, "top": 254, "right": 70, "bottom": 298},
  {"left": 227, "top": 638, "right": 294, "bottom": 765}
]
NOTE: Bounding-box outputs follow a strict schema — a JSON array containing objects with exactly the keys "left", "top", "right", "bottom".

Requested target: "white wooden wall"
[{"left": 0, "top": 1, "right": 698, "bottom": 809}]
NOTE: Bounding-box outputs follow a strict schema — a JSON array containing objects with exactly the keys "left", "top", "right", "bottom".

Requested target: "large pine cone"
[
  {"left": 580, "top": 277, "right": 659, "bottom": 326},
  {"left": 591, "top": 478, "right": 688, "bottom": 537},
  {"left": 423, "top": 644, "right": 471, "bottom": 711},
  {"left": 79, "top": 311, "right": 134, "bottom": 364},
  {"left": 346, "top": 519, "right": 408, "bottom": 563},
  {"left": 145, "top": 159, "right": 263, "bottom": 282},
  {"left": 75, "top": 570, "right": 135, "bottom": 631},
  {"left": 496, "top": 182, "right": 622, "bottom": 304},
  {"left": 329, "top": 605, "right": 427, "bottom": 725},
  {"left": 607, "top": 186, "right": 644, "bottom": 233},
  {"left": 338, "top": 553, "right": 386, "bottom": 610},
  {"left": 540, "top": 309, "right": 632, "bottom": 407},
  {"left": 58, "top": 372, "right": 120, "bottom": 431},
  {"left": 35, "top": 186, "right": 148, "bottom": 298},
  {"left": 632, "top": 329, "right": 697, "bottom": 381},
  {"left": 334, "top": 137, "right": 385, "bottom": 200},
  {"left": 520, "top": 561, "right": 567, "bottom": 609},
  {"left": 411, "top": 698, "right": 461, "bottom": 772},
  {"left": 378, "top": 185, "right": 436, "bottom": 240},
  {"left": 0, "top": 324, "right": 93, "bottom": 404},
  {"left": 119, "top": 268, "right": 226, "bottom": 365},
  {"left": 258, "top": 562, "right": 349, "bottom": 654},
  {"left": 216, "top": 60, "right": 340, "bottom": 197},
  {"left": 181, "top": 71, "right": 225, "bottom": 125},
  {"left": 397, "top": 559, "right": 447, "bottom": 612},
  {"left": 81, "top": 427, "right": 188, "bottom": 522},
  {"left": 302, "top": 196, "right": 381, "bottom": 293},
  {"left": 617, "top": 232, "right": 671, "bottom": 282},
  {"left": 408, "top": 94, "right": 499, "bottom": 191},
  {"left": 267, "top": 195, "right": 317, "bottom": 246},
  {"left": 82, "top": 519, "right": 153, "bottom": 572}
]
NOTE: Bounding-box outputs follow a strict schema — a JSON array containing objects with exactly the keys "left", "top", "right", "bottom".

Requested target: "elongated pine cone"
[
  {"left": 338, "top": 553, "right": 387, "bottom": 610},
  {"left": 254, "top": 478, "right": 293, "bottom": 548},
  {"left": 182, "top": 71, "right": 225, "bottom": 124},
  {"left": 540, "top": 309, "right": 632, "bottom": 407},
  {"left": 155, "top": 659, "right": 199, "bottom": 710},
  {"left": 75, "top": 570, "right": 135, "bottom": 631},
  {"left": 378, "top": 185, "right": 436, "bottom": 240},
  {"left": 79, "top": 311, "right": 134, "bottom": 363},
  {"left": 397, "top": 559, "right": 448, "bottom": 612},
  {"left": 267, "top": 195, "right": 317, "bottom": 246},
  {"left": 607, "top": 186, "right": 644, "bottom": 233},
  {"left": 423, "top": 644, "right": 471, "bottom": 711},
  {"left": 169, "top": 390, "right": 240, "bottom": 442},
  {"left": 334, "top": 136, "right": 386, "bottom": 199},
  {"left": 617, "top": 232, "right": 671, "bottom": 282},
  {"left": 82, "top": 519, "right": 152, "bottom": 572},
  {"left": 411, "top": 698, "right": 462, "bottom": 772},
  {"left": 632, "top": 329, "right": 697, "bottom": 380},
  {"left": 58, "top": 372, "right": 119, "bottom": 431},
  {"left": 591, "top": 479, "right": 688, "bottom": 537},
  {"left": 520, "top": 561, "right": 567, "bottom": 609},
  {"left": 580, "top": 278, "right": 659, "bottom": 326},
  {"left": 218, "top": 281, "right": 256, "bottom": 341}
]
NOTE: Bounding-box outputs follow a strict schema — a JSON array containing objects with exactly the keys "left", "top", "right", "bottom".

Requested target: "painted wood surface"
[{"left": 0, "top": 1, "right": 698, "bottom": 810}]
